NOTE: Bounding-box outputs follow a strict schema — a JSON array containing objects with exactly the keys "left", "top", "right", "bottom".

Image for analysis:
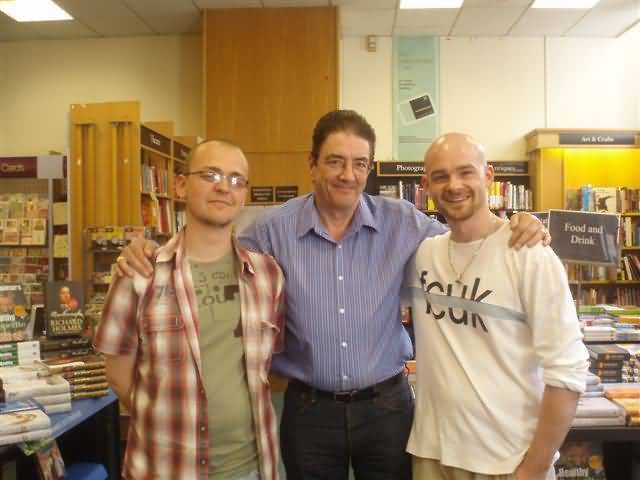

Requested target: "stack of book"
[
  {"left": 572, "top": 396, "right": 626, "bottom": 427},
  {"left": 587, "top": 345, "right": 635, "bottom": 383},
  {"left": 583, "top": 326, "right": 616, "bottom": 342},
  {"left": 0, "top": 340, "right": 40, "bottom": 367},
  {"left": 605, "top": 386, "right": 640, "bottom": 426},
  {"left": 39, "top": 355, "right": 109, "bottom": 401},
  {"left": 0, "top": 400, "right": 51, "bottom": 446},
  {"left": 0, "top": 370, "right": 71, "bottom": 414},
  {"left": 39, "top": 336, "right": 93, "bottom": 362}
]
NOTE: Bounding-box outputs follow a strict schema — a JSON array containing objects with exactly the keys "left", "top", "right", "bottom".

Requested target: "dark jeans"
[{"left": 280, "top": 374, "right": 414, "bottom": 480}]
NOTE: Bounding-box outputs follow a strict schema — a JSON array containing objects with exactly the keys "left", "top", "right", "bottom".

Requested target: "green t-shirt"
[{"left": 190, "top": 251, "right": 258, "bottom": 480}]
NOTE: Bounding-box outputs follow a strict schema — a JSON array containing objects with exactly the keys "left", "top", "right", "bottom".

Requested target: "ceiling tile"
[
  {"left": 124, "top": 0, "right": 201, "bottom": 34},
  {"left": 341, "top": 7, "right": 395, "bottom": 35},
  {"left": 566, "top": 0, "right": 640, "bottom": 36},
  {"left": 463, "top": 0, "right": 530, "bottom": 6},
  {"left": 333, "top": 0, "right": 397, "bottom": 6},
  {"left": 452, "top": 6, "right": 526, "bottom": 35},
  {"left": 0, "top": 15, "right": 42, "bottom": 41},
  {"left": 393, "top": 25, "right": 452, "bottom": 35},
  {"left": 263, "top": 0, "right": 330, "bottom": 6},
  {"left": 395, "top": 8, "right": 459, "bottom": 28},
  {"left": 21, "top": 20, "right": 99, "bottom": 39},
  {"left": 509, "top": 8, "right": 587, "bottom": 36},
  {"left": 194, "top": 0, "right": 262, "bottom": 7},
  {"left": 56, "top": 0, "right": 153, "bottom": 36}
]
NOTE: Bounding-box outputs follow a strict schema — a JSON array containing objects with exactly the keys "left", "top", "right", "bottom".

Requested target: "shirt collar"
[
  {"left": 156, "top": 228, "right": 255, "bottom": 277},
  {"left": 295, "top": 193, "right": 380, "bottom": 239}
]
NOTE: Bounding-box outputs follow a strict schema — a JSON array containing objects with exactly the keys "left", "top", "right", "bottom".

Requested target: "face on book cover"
[{"left": 176, "top": 141, "right": 248, "bottom": 229}]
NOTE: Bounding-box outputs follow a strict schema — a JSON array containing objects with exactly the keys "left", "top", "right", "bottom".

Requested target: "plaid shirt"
[{"left": 94, "top": 231, "right": 285, "bottom": 479}]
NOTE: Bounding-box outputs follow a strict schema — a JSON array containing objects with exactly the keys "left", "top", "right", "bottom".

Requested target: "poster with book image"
[
  {"left": 35, "top": 439, "right": 65, "bottom": 480},
  {"left": 0, "top": 283, "right": 32, "bottom": 343},
  {"left": 45, "top": 282, "right": 85, "bottom": 338}
]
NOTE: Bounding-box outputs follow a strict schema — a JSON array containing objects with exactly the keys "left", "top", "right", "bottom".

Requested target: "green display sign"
[{"left": 393, "top": 37, "right": 440, "bottom": 161}]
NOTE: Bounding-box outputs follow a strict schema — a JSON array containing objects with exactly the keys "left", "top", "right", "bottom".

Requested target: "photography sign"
[{"left": 548, "top": 210, "right": 620, "bottom": 266}]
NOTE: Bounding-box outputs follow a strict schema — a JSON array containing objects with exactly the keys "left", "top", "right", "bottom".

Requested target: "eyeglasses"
[
  {"left": 184, "top": 170, "right": 249, "bottom": 190},
  {"left": 321, "top": 158, "right": 373, "bottom": 177}
]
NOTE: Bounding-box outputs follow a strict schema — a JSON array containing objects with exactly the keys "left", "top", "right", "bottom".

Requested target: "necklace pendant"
[{"left": 454, "top": 277, "right": 463, "bottom": 285}]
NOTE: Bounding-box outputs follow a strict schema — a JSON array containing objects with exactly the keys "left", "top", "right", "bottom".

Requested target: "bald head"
[
  {"left": 188, "top": 139, "right": 249, "bottom": 177},
  {"left": 424, "top": 133, "right": 486, "bottom": 174}
]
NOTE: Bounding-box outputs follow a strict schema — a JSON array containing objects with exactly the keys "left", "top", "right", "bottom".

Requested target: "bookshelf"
[
  {"left": 526, "top": 128, "right": 640, "bottom": 305},
  {"left": 366, "top": 160, "right": 533, "bottom": 216},
  {"left": 173, "top": 136, "right": 197, "bottom": 233},
  {"left": 140, "top": 123, "right": 174, "bottom": 240}
]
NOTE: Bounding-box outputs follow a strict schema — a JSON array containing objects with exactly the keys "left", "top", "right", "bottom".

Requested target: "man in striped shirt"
[
  {"left": 117, "top": 111, "right": 547, "bottom": 480},
  {"left": 95, "top": 140, "right": 285, "bottom": 479}
]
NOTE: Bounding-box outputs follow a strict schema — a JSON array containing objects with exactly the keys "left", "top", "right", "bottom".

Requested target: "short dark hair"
[{"left": 310, "top": 110, "right": 376, "bottom": 164}]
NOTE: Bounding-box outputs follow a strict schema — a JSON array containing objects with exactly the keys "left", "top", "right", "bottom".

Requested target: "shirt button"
[
  {"left": 201, "top": 426, "right": 206, "bottom": 432},
  {"left": 341, "top": 342, "right": 347, "bottom": 348},
  {"left": 342, "top": 374, "right": 348, "bottom": 381},
  {"left": 338, "top": 275, "right": 343, "bottom": 281},
  {"left": 201, "top": 460, "right": 206, "bottom": 465},
  {"left": 337, "top": 244, "right": 342, "bottom": 249},
  {"left": 339, "top": 308, "right": 345, "bottom": 314}
]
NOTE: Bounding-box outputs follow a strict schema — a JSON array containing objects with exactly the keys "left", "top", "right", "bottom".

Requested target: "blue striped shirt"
[{"left": 238, "top": 193, "right": 447, "bottom": 391}]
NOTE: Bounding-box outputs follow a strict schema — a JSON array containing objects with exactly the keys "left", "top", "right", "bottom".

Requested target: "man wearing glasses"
[
  {"left": 117, "top": 111, "right": 547, "bottom": 479},
  {"left": 94, "top": 140, "right": 285, "bottom": 480}
]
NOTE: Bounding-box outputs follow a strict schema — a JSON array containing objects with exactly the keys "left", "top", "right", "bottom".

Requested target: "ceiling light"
[
  {"left": 531, "top": 0, "right": 600, "bottom": 8},
  {"left": 0, "top": 0, "right": 72, "bottom": 22},
  {"left": 400, "top": 0, "right": 464, "bottom": 9}
]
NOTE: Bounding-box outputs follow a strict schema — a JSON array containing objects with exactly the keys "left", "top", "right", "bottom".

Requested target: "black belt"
[{"left": 288, "top": 372, "right": 405, "bottom": 403}]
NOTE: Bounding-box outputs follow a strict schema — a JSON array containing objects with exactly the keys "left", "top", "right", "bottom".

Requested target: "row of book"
[
  {"left": 620, "top": 254, "right": 640, "bottom": 281},
  {"left": 0, "top": 194, "right": 49, "bottom": 220},
  {"left": 378, "top": 180, "right": 533, "bottom": 212},
  {"left": 141, "top": 163, "right": 170, "bottom": 196},
  {"left": 141, "top": 196, "right": 173, "bottom": 235},
  {"left": 576, "top": 288, "right": 640, "bottom": 306},
  {"left": 487, "top": 181, "right": 533, "bottom": 211},
  {"left": 378, "top": 182, "right": 433, "bottom": 210},
  {"left": 566, "top": 186, "right": 640, "bottom": 213},
  {"left": 622, "top": 215, "right": 640, "bottom": 247}
]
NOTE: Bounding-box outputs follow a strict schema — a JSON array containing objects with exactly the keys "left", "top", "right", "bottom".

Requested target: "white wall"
[
  {"left": 341, "top": 36, "right": 394, "bottom": 162},
  {"left": 340, "top": 27, "right": 640, "bottom": 161},
  {"left": 0, "top": 34, "right": 202, "bottom": 156},
  {"left": 440, "top": 37, "right": 545, "bottom": 160}
]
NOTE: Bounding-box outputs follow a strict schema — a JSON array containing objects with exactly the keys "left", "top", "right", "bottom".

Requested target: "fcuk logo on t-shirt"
[{"left": 419, "top": 271, "right": 491, "bottom": 333}]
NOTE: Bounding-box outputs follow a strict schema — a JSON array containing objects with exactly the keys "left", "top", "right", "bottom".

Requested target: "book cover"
[
  {"left": 0, "top": 284, "right": 30, "bottom": 343},
  {"left": 41, "top": 355, "right": 106, "bottom": 374},
  {"left": 0, "top": 407, "right": 50, "bottom": 436},
  {"left": 35, "top": 439, "right": 65, "bottom": 480},
  {"left": 45, "top": 282, "right": 84, "bottom": 338},
  {"left": 592, "top": 187, "right": 618, "bottom": 213},
  {"left": 555, "top": 441, "right": 606, "bottom": 479}
]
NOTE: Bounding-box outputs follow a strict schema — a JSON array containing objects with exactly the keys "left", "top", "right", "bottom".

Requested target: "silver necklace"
[{"left": 447, "top": 217, "right": 499, "bottom": 285}]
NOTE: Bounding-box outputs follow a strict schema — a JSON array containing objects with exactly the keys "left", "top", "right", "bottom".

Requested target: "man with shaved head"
[
  {"left": 94, "top": 140, "right": 285, "bottom": 480},
  {"left": 405, "top": 133, "right": 589, "bottom": 480}
]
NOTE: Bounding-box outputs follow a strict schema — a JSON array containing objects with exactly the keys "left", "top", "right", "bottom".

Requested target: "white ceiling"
[{"left": 0, "top": 0, "right": 638, "bottom": 42}]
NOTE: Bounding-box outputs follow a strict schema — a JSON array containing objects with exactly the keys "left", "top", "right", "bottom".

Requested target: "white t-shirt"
[{"left": 405, "top": 222, "right": 589, "bottom": 475}]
